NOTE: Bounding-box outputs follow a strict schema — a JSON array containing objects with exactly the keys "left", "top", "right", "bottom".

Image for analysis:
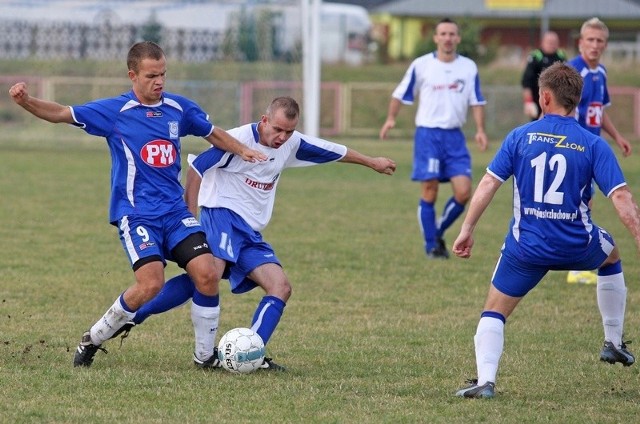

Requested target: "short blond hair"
[{"left": 580, "top": 17, "right": 609, "bottom": 39}]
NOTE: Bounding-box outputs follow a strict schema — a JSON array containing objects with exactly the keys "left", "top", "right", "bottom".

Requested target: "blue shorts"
[
  {"left": 117, "top": 206, "right": 204, "bottom": 268},
  {"left": 199, "top": 207, "right": 281, "bottom": 294},
  {"left": 412, "top": 127, "right": 471, "bottom": 182},
  {"left": 492, "top": 227, "right": 615, "bottom": 297}
]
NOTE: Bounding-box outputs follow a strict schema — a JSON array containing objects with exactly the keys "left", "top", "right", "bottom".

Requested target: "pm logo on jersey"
[
  {"left": 586, "top": 102, "right": 603, "bottom": 128},
  {"left": 141, "top": 140, "right": 177, "bottom": 167}
]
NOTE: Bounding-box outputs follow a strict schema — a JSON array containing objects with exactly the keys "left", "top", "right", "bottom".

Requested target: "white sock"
[
  {"left": 90, "top": 297, "right": 136, "bottom": 345},
  {"left": 597, "top": 273, "right": 627, "bottom": 347},
  {"left": 474, "top": 316, "right": 504, "bottom": 385},
  {"left": 191, "top": 303, "right": 220, "bottom": 362}
]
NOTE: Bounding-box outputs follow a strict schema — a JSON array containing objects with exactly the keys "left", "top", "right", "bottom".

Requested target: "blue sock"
[
  {"left": 250, "top": 296, "right": 286, "bottom": 345},
  {"left": 436, "top": 197, "right": 465, "bottom": 238},
  {"left": 192, "top": 288, "right": 219, "bottom": 308},
  {"left": 119, "top": 293, "right": 135, "bottom": 313},
  {"left": 134, "top": 273, "right": 195, "bottom": 324},
  {"left": 418, "top": 199, "right": 436, "bottom": 252},
  {"left": 598, "top": 260, "right": 622, "bottom": 276}
]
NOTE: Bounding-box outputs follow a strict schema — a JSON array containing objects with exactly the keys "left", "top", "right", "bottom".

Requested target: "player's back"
[{"left": 490, "top": 114, "right": 624, "bottom": 262}]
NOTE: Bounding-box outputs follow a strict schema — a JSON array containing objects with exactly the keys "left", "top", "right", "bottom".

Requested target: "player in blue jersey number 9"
[{"left": 9, "top": 41, "right": 266, "bottom": 369}]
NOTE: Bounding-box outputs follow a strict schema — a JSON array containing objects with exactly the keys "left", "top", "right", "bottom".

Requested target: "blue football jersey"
[
  {"left": 488, "top": 114, "right": 626, "bottom": 263},
  {"left": 567, "top": 55, "right": 610, "bottom": 136},
  {"left": 70, "top": 91, "right": 214, "bottom": 223}
]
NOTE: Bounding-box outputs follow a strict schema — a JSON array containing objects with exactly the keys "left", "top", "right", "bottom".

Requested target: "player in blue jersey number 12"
[{"left": 452, "top": 62, "right": 640, "bottom": 398}]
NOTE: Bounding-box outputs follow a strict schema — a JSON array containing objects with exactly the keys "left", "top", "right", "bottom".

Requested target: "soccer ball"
[{"left": 217, "top": 327, "right": 265, "bottom": 374}]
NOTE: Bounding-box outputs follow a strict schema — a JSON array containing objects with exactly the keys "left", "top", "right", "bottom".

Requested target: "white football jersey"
[
  {"left": 189, "top": 122, "right": 347, "bottom": 231},
  {"left": 392, "top": 52, "right": 486, "bottom": 129}
]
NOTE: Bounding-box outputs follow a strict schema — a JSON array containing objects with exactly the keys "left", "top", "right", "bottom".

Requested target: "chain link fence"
[{"left": 2, "top": 75, "right": 638, "bottom": 143}]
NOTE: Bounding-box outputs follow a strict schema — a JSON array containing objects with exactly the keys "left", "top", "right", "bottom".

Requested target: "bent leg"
[
  {"left": 248, "top": 263, "right": 291, "bottom": 345},
  {"left": 91, "top": 261, "right": 165, "bottom": 345},
  {"left": 597, "top": 248, "right": 626, "bottom": 347},
  {"left": 474, "top": 284, "right": 523, "bottom": 386},
  {"left": 437, "top": 175, "right": 471, "bottom": 238},
  {"left": 186, "top": 253, "right": 224, "bottom": 362},
  {"left": 133, "top": 273, "right": 196, "bottom": 324}
]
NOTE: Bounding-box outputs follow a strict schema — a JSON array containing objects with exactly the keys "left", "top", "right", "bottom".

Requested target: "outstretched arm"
[
  {"left": 338, "top": 148, "right": 396, "bottom": 175},
  {"left": 452, "top": 173, "right": 502, "bottom": 259},
  {"left": 204, "top": 127, "right": 267, "bottom": 163},
  {"left": 610, "top": 186, "right": 640, "bottom": 252},
  {"left": 9, "top": 82, "right": 73, "bottom": 123}
]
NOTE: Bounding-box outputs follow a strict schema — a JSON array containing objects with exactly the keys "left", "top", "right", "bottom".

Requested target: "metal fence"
[
  {"left": 2, "top": 76, "right": 639, "bottom": 142},
  {"left": 0, "top": 20, "right": 237, "bottom": 63}
]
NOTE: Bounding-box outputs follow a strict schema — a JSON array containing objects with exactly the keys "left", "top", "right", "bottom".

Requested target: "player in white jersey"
[
  {"left": 9, "top": 41, "right": 265, "bottom": 369},
  {"left": 110, "top": 96, "right": 396, "bottom": 369},
  {"left": 380, "top": 18, "right": 488, "bottom": 260},
  {"left": 452, "top": 63, "right": 640, "bottom": 399}
]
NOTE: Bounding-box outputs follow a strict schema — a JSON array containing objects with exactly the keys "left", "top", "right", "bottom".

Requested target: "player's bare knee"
[
  {"left": 137, "top": 279, "right": 164, "bottom": 302},
  {"left": 189, "top": 267, "right": 219, "bottom": 292},
  {"left": 278, "top": 280, "right": 292, "bottom": 301},
  {"left": 266, "top": 278, "right": 292, "bottom": 301},
  {"left": 455, "top": 191, "right": 472, "bottom": 204}
]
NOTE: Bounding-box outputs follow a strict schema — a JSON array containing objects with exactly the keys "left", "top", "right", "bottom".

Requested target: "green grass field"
[{"left": 1, "top": 134, "right": 639, "bottom": 423}]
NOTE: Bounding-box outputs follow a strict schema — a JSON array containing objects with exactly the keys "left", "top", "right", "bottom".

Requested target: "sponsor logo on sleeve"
[{"left": 182, "top": 217, "right": 200, "bottom": 227}]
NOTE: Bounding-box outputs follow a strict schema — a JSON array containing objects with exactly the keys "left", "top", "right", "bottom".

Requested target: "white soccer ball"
[{"left": 217, "top": 327, "right": 265, "bottom": 374}]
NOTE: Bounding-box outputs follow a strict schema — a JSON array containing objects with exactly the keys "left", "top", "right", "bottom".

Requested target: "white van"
[
  {"left": 267, "top": 2, "right": 372, "bottom": 65},
  {"left": 319, "top": 3, "right": 372, "bottom": 65}
]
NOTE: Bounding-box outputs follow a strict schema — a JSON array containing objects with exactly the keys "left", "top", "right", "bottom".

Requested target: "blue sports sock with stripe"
[
  {"left": 436, "top": 196, "right": 465, "bottom": 238},
  {"left": 133, "top": 273, "right": 195, "bottom": 324},
  {"left": 419, "top": 199, "right": 436, "bottom": 252},
  {"left": 250, "top": 295, "right": 286, "bottom": 345}
]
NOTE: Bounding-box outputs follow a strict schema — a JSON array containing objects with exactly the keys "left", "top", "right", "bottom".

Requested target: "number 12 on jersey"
[{"left": 531, "top": 152, "right": 566, "bottom": 205}]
